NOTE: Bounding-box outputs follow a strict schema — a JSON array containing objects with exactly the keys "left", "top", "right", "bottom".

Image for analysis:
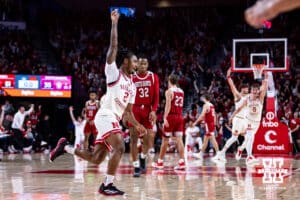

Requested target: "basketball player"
[
  {"left": 245, "top": 0, "right": 300, "bottom": 28},
  {"left": 50, "top": 10, "right": 146, "bottom": 196},
  {"left": 83, "top": 90, "right": 100, "bottom": 150},
  {"left": 193, "top": 94, "right": 219, "bottom": 159},
  {"left": 152, "top": 75, "right": 186, "bottom": 170},
  {"left": 212, "top": 68, "right": 249, "bottom": 162},
  {"left": 129, "top": 55, "right": 159, "bottom": 177},
  {"left": 69, "top": 106, "right": 86, "bottom": 149},
  {"left": 185, "top": 120, "right": 202, "bottom": 154},
  {"left": 231, "top": 74, "right": 268, "bottom": 166}
]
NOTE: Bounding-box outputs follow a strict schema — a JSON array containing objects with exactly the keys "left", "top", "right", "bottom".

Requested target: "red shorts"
[
  {"left": 163, "top": 114, "right": 184, "bottom": 137},
  {"left": 84, "top": 122, "right": 98, "bottom": 135},
  {"left": 205, "top": 122, "right": 215, "bottom": 136},
  {"left": 128, "top": 105, "right": 153, "bottom": 129}
]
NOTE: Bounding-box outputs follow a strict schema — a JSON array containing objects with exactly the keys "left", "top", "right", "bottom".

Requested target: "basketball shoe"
[
  {"left": 246, "top": 155, "right": 260, "bottom": 166},
  {"left": 152, "top": 161, "right": 164, "bottom": 169},
  {"left": 235, "top": 147, "right": 243, "bottom": 161},
  {"left": 212, "top": 151, "right": 227, "bottom": 163},
  {"left": 49, "top": 138, "right": 67, "bottom": 162},
  {"left": 174, "top": 160, "right": 186, "bottom": 170},
  {"left": 99, "top": 183, "right": 125, "bottom": 196}
]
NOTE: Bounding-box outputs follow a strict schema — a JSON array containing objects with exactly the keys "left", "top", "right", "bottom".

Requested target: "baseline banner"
[{"left": 253, "top": 111, "right": 292, "bottom": 154}]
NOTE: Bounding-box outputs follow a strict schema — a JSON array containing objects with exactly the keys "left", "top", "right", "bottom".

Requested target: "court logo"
[
  {"left": 257, "top": 158, "right": 289, "bottom": 184},
  {"left": 265, "top": 130, "right": 277, "bottom": 144}
]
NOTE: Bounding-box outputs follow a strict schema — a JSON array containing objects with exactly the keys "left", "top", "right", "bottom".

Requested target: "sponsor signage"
[{"left": 0, "top": 74, "right": 72, "bottom": 98}]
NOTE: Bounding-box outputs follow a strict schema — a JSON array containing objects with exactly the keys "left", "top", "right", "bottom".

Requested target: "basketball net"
[{"left": 252, "top": 64, "right": 265, "bottom": 80}]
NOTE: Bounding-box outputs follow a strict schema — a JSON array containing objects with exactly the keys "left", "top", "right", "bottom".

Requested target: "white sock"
[
  {"left": 140, "top": 152, "right": 146, "bottom": 159},
  {"left": 179, "top": 159, "right": 184, "bottom": 163},
  {"left": 222, "top": 135, "right": 238, "bottom": 153},
  {"left": 64, "top": 145, "right": 75, "bottom": 155},
  {"left": 104, "top": 174, "right": 115, "bottom": 186},
  {"left": 246, "top": 131, "right": 254, "bottom": 157},
  {"left": 158, "top": 158, "right": 163, "bottom": 163},
  {"left": 133, "top": 160, "right": 140, "bottom": 168},
  {"left": 240, "top": 134, "right": 248, "bottom": 151}
]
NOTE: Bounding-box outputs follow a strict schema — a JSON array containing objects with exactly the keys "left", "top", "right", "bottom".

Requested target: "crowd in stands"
[
  {"left": 0, "top": 7, "right": 299, "bottom": 154},
  {"left": 0, "top": 29, "right": 47, "bottom": 75}
]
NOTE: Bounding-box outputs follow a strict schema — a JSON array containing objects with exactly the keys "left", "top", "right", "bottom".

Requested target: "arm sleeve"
[
  {"left": 129, "top": 85, "right": 136, "bottom": 104},
  {"left": 105, "top": 62, "right": 120, "bottom": 84},
  {"left": 152, "top": 74, "right": 160, "bottom": 112}
]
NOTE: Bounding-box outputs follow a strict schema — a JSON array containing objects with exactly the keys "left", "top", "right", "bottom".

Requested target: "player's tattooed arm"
[
  {"left": 124, "top": 104, "right": 147, "bottom": 135},
  {"left": 106, "top": 10, "right": 119, "bottom": 64},
  {"left": 227, "top": 68, "right": 241, "bottom": 101}
]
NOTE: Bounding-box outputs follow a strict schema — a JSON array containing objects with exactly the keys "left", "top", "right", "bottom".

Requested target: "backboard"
[{"left": 232, "top": 38, "right": 288, "bottom": 72}]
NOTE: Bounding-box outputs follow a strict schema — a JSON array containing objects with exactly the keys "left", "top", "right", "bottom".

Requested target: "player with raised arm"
[
  {"left": 231, "top": 73, "right": 268, "bottom": 166},
  {"left": 193, "top": 94, "right": 219, "bottom": 160},
  {"left": 152, "top": 75, "right": 186, "bottom": 170},
  {"left": 245, "top": 0, "right": 300, "bottom": 28},
  {"left": 83, "top": 90, "right": 100, "bottom": 150},
  {"left": 69, "top": 106, "right": 86, "bottom": 150},
  {"left": 213, "top": 68, "right": 249, "bottom": 162},
  {"left": 50, "top": 10, "right": 146, "bottom": 196},
  {"left": 129, "top": 55, "right": 159, "bottom": 177}
]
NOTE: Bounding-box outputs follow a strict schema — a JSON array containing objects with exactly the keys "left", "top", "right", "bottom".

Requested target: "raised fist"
[{"left": 111, "top": 9, "right": 120, "bottom": 24}]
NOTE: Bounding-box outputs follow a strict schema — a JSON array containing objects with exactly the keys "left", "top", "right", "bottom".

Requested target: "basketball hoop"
[{"left": 252, "top": 64, "right": 265, "bottom": 80}]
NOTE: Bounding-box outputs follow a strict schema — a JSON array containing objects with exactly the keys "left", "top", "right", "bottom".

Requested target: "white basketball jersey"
[
  {"left": 235, "top": 95, "right": 248, "bottom": 118},
  {"left": 98, "top": 62, "right": 136, "bottom": 120},
  {"left": 246, "top": 96, "right": 263, "bottom": 122}
]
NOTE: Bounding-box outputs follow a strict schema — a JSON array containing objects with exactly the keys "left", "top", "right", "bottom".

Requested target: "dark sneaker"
[
  {"left": 99, "top": 183, "right": 125, "bottom": 196},
  {"left": 133, "top": 167, "right": 141, "bottom": 177},
  {"left": 49, "top": 138, "right": 67, "bottom": 162},
  {"left": 139, "top": 156, "right": 146, "bottom": 173}
]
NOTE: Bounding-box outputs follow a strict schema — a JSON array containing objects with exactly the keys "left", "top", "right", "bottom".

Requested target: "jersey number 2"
[{"left": 123, "top": 92, "right": 129, "bottom": 103}]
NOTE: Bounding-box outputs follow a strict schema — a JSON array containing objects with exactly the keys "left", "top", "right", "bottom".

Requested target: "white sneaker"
[
  {"left": 235, "top": 147, "right": 243, "bottom": 161},
  {"left": 8, "top": 146, "right": 16, "bottom": 154},
  {"left": 246, "top": 156, "right": 260, "bottom": 166},
  {"left": 193, "top": 152, "right": 203, "bottom": 159},
  {"left": 23, "top": 145, "right": 32, "bottom": 153},
  {"left": 212, "top": 152, "right": 227, "bottom": 163}
]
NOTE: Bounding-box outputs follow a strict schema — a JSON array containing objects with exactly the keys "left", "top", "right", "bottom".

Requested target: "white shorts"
[
  {"left": 232, "top": 116, "right": 247, "bottom": 135},
  {"left": 246, "top": 119, "right": 260, "bottom": 134},
  {"left": 94, "top": 112, "right": 121, "bottom": 151}
]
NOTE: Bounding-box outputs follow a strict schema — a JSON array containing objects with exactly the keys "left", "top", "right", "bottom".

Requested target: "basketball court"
[{"left": 0, "top": 153, "right": 299, "bottom": 200}]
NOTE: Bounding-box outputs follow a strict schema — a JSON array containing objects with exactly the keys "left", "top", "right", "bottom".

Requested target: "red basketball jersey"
[
  {"left": 205, "top": 103, "right": 215, "bottom": 124},
  {"left": 132, "top": 72, "right": 157, "bottom": 106},
  {"left": 85, "top": 100, "right": 99, "bottom": 121},
  {"left": 169, "top": 87, "right": 184, "bottom": 115}
]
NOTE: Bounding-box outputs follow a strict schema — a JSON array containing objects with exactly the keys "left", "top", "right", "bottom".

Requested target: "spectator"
[{"left": 10, "top": 104, "right": 34, "bottom": 152}]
